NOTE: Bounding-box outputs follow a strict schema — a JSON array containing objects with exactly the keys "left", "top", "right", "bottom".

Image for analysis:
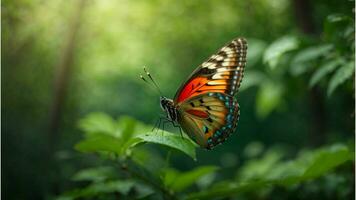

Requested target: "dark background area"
[{"left": 2, "top": 0, "right": 354, "bottom": 199}]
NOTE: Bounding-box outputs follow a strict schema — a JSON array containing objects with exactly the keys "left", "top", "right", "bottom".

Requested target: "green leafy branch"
[
  {"left": 57, "top": 113, "right": 354, "bottom": 200},
  {"left": 75, "top": 113, "right": 197, "bottom": 160},
  {"left": 57, "top": 113, "right": 218, "bottom": 200},
  {"left": 240, "top": 13, "right": 354, "bottom": 119},
  {"left": 187, "top": 144, "right": 354, "bottom": 199}
]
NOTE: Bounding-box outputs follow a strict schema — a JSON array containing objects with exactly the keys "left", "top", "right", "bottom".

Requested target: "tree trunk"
[
  {"left": 48, "top": 0, "right": 86, "bottom": 147},
  {"left": 293, "top": 0, "right": 326, "bottom": 146},
  {"left": 47, "top": 0, "right": 87, "bottom": 194}
]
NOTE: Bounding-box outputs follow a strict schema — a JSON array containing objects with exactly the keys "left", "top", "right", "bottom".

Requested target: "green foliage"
[
  {"left": 78, "top": 113, "right": 118, "bottom": 136},
  {"left": 71, "top": 166, "right": 117, "bottom": 182},
  {"left": 263, "top": 36, "right": 299, "bottom": 69},
  {"left": 309, "top": 58, "right": 343, "bottom": 87},
  {"left": 239, "top": 70, "right": 267, "bottom": 92},
  {"left": 246, "top": 38, "right": 267, "bottom": 67},
  {"left": 138, "top": 133, "right": 197, "bottom": 160},
  {"left": 256, "top": 81, "right": 284, "bottom": 118},
  {"left": 162, "top": 166, "right": 218, "bottom": 192},
  {"left": 57, "top": 113, "right": 354, "bottom": 200},
  {"left": 187, "top": 144, "right": 354, "bottom": 199},
  {"left": 302, "top": 145, "right": 353, "bottom": 179},
  {"left": 57, "top": 180, "right": 152, "bottom": 200},
  {"left": 75, "top": 113, "right": 197, "bottom": 159},
  {"left": 327, "top": 60, "right": 355, "bottom": 96},
  {"left": 290, "top": 44, "right": 333, "bottom": 76},
  {"left": 246, "top": 11, "right": 355, "bottom": 118},
  {"left": 75, "top": 134, "right": 125, "bottom": 154}
]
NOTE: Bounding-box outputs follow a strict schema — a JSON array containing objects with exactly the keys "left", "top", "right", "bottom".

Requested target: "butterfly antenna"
[
  {"left": 140, "top": 74, "right": 159, "bottom": 94},
  {"left": 140, "top": 74, "right": 150, "bottom": 84},
  {"left": 143, "top": 66, "right": 163, "bottom": 95},
  {"left": 140, "top": 72, "right": 162, "bottom": 96}
]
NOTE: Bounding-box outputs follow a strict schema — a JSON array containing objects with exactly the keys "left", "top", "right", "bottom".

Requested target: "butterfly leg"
[
  {"left": 152, "top": 117, "right": 161, "bottom": 132},
  {"left": 161, "top": 120, "right": 171, "bottom": 136},
  {"left": 153, "top": 115, "right": 169, "bottom": 135},
  {"left": 178, "top": 127, "right": 184, "bottom": 139},
  {"left": 172, "top": 122, "right": 184, "bottom": 139}
]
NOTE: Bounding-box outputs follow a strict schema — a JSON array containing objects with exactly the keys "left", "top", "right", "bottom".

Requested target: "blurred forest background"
[{"left": 2, "top": 0, "right": 355, "bottom": 199}]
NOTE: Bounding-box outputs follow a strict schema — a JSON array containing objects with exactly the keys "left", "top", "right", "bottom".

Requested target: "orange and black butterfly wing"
[
  {"left": 173, "top": 38, "right": 247, "bottom": 149},
  {"left": 174, "top": 38, "right": 247, "bottom": 104},
  {"left": 177, "top": 93, "right": 240, "bottom": 149}
]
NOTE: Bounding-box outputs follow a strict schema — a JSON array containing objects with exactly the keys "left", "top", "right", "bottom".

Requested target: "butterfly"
[{"left": 142, "top": 38, "right": 247, "bottom": 149}]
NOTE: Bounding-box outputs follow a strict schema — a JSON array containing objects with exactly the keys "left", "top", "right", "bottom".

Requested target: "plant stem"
[{"left": 118, "top": 158, "right": 177, "bottom": 200}]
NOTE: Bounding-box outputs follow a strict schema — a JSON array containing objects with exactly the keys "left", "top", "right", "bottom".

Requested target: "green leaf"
[
  {"left": 117, "top": 116, "right": 137, "bottom": 141},
  {"left": 324, "top": 14, "right": 353, "bottom": 41},
  {"left": 309, "top": 58, "right": 343, "bottom": 87},
  {"left": 72, "top": 167, "right": 116, "bottom": 183},
  {"left": 256, "top": 81, "right": 283, "bottom": 118},
  {"left": 246, "top": 38, "right": 267, "bottom": 67},
  {"left": 327, "top": 60, "right": 355, "bottom": 96},
  {"left": 290, "top": 44, "right": 333, "bottom": 76},
  {"left": 243, "top": 141, "right": 264, "bottom": 158},
  {"left": 327, "top": 14, "right": 351, "bottom": 23},
  {"left": 78, "top": 112, "right": 117, "bottom": 136},
  {"left": 163, "top": 166, "right": 218, "bottom": 192},
  {"left": 239, "top": 70, "right": 267, "bottom": 92},
  {"left": 292, "top": 44, "right": 333, "bottom": 64},
  {"left": 161, "top": 168, "right": 179, "bottom": 188},
  {"left": 302, "top": 144, "right": 353, "bottom": 179},
  {"left": 187, "top": 144, "right": 353, "bottom": 200},
  {"left": 263, "top": 36, "right": 299, "bottom": 69},
  {"left": 120, "top": 137, "right": 144, "bottom": 156},
  {"left": 57, "top": 180, "right": 137, "bottom": 200},
  {"left": 75, "top": 114, "right": 197, "bottom": 158},
  {"left": 238, "top": 148, "right": 285, "bottom": 181},
  {"left": 186, "top": 181, "right": 270, "bottom": 200},
  {"left": 138, "top": 131, "right": 197, "bottom": 160},
  {"left": 131, "top": 147, "right": 166, "bottom": 176},
  {"left": 75, "top": 134, "right": 122, "bottom": 154}
]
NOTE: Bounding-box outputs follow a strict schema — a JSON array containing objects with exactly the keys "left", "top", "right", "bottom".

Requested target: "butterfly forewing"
[{"left": 174, "top": 38, "right": 247, "bottom": 104}]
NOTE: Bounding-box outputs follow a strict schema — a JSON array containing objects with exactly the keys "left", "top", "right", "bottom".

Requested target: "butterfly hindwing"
[
  {"left": 177, "top": 93, "right": 240, "bottom": 149},
  {"left": 174, "top": 38, "right": 247, "bottom": 104}
]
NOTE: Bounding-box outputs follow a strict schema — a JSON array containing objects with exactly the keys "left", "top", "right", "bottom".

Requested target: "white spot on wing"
[
  {"left": 212, "top": 73, "right": 223, "bottom": 79},
  {"left": 211, "top": 55, "right": 218, "bottom": 59},
  {"left": 222, "top": 62, "right": 233, "bottom": 67},
  {"left": 222, "top": 47, "right": 231, "bottom": 52},
  {"left": 217, "top": 68, "right": 228, "bottom": 72},
  {"left": 208, "top": 63, "right": 217, "bottom": 69},
  {"left": 216, "top": 55, "right": 224, "bottom": 61},
  {"left": 202, "top": 62, "right": 216, "bottom": 69}
]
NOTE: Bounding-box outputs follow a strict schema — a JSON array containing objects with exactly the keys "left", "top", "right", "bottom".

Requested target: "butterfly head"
[
  {"left": 160, "top": 96, "right": 172, "bottom": 110},
  {"left": 160, "top": 96, "right": 177, "bottom": 121}
]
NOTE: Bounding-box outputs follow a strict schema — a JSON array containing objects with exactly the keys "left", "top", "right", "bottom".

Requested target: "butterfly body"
[
  {"left": 160, "top": 97, "right": 178, "bottom": 121},
  {"left": 160, "top": 38, "right": 247, "bottom": 149}
]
